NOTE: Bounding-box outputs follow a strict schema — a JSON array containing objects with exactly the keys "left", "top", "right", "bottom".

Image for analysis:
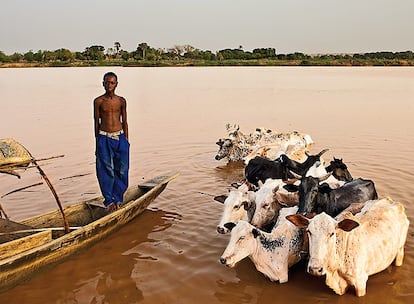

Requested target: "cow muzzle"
[
  {"left": 307, "top": 265, "right": 325, "bottom": 276},
  {"left": 219, "top": 256, "right": 234, "bottom": 267},
  {"left": 217, "top": 226, "right": 227, "bottom": 234}
]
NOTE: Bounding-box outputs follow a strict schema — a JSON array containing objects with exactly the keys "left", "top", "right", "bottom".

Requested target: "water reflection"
[{"left": 0, "top": 209, "right": 177, "bottom": 304}]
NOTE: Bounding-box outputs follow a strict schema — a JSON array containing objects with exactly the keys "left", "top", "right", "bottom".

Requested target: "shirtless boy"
[{"left": 94, "top": 72, "right": 130, "bottom": 212}]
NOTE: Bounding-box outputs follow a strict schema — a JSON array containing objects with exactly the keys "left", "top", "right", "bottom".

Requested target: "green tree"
[
  {"left": 33, "top": 50, "right": 43, "bottom": 62},
  {"left": 24, "top": 50, "right": 35, "bottom": 62},
  {"left": 137, "top": 42, "right": 149, "bottom": 60},
  {"left": 0, "top": 51, "right": 10, "bottom": 62},
  {"left": 119, "top": 50, "right": 130, "bottom": 61},
  {"left": 253, "top": 48, "right": 276, "bottom": 58},
  {"left": 9, "top": 52, "right": 23, "bottom": 62},
  {"left": 84, "top": 45, "right": 105, "bottom": 61},
  {"left": 56, "top": 48, "right": 74, "bottom": 61}
]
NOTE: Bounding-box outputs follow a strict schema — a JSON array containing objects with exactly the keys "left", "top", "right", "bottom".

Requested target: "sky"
[{"left": 1, "top": 0, "right": 413, "bottom": 55}]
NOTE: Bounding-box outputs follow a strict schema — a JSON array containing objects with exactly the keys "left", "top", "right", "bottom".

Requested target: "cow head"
[
  {"left": 281, "top": 149, "right": 329, "bottom": 176},
  {"left": 215, "top": 138, "right": 233, "bottom": 160},
  {"left": 289, "top": 171, "right": 332, "bottom": 215},
  {"left": 251, "top": 181, "right": 282, "bottom": 230},
  {"left": 326, "top": 158, "right": 353, "bottom": 182},
  {"left": 286, "top": 212, "right": 359, "bottom": 276},
  {"left": 216, "top": 186, "right": 255, "bottom": 234},
  {"left": 219, "top": 220, "right": 258, "bottom": 267},
  {"left": 215, "top": 124, "right": 249, "bottom": 161}
]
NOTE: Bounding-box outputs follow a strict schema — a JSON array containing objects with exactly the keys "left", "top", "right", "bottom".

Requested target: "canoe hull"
[{"left": 0, "top": 173, "right": 177, "bottom": 291}]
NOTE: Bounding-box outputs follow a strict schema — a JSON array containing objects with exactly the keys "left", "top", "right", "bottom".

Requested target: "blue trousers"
[{"left": 96, "top": 133, "right": 130, "bottom": 206}]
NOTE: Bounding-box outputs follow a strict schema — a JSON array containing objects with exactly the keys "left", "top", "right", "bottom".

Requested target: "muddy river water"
[{"left": 0, "top": 66, "right": 413, "bottom": 303}]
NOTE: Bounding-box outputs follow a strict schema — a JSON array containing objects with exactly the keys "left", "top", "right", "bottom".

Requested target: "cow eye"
[
  {"left": 329, "top": 232, "right": 334, "bottom": 237},
  {"left": 238, "top": 236, "right": 245, "bottom": 241},
  {"left": 263, "top": 203, "right": 269, "bottom": 209},
  {"left": 233, "top": 205, "right": 240, "bottom": 210}
]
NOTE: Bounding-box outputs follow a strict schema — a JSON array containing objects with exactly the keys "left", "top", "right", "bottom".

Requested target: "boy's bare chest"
[{"left": 100, "top": 99, "right": 121, "bottom": 113}]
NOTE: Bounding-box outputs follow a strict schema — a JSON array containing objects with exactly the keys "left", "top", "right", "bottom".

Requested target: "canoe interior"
[{"left": 17, "top": 184, "right": 150, "bottom": 237}]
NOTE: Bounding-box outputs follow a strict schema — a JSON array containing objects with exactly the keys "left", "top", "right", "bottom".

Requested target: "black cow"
[
  {"left": 325, "top": 157, "right": 353, "bottom": 182},
  {"left": 291, "top": 174, "right": 377, "bottom": 216},
  {"left": 245, "top": 149, "right": 329, "bottom": 186}
]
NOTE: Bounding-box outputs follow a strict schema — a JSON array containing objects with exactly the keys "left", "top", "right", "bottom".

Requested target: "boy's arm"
[
  {"left": 93, "top": 98, "right": 100, "bottom": 138},
  {"left": 121, "top": 97, "right": 129, "bottom": 140}
]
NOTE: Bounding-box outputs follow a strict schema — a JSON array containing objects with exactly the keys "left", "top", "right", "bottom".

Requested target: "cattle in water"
[
  {"left": 250, "top": 178, "right": 299, "bottom": 230},
  {"left": 286, "top": 198, "right": 409, "bottom": 296},
  {"left": 215, "top": 124, "right": 313, "bottom": 162},
  {"left": 289, "top": 173, "right": 378, "bottom": 217},
  {"left": 245, "top": 149, "right": 329, "bottom": 186},
  {"left": 214, "top": 183, "right": 256, "bottom": 234},
  {"left": 243, "top": 143, "right": 309, "bottom": 165},
  {"left": 220, "top": 206, "right": 307, "bottom": 283}
]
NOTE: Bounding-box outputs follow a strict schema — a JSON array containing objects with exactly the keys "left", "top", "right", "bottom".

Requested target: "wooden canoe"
[{"left": 0, "top": 172, "right": 178, "bottom": 291}]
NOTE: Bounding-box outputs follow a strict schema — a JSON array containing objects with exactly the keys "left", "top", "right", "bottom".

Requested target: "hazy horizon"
[{"left": 1, "top": 0, "right": 414, "bottom": 55}]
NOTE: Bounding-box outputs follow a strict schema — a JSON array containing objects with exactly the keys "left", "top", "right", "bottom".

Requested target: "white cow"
[
  {"left": 250, "top": 178, "right": 299, "bottom": 230},
  {"left": 287, "top": 198, "right": 409, "bottom": 297},
  {"left": 243, "top": 144, "right": 309, "bottom": 165},
  {"left": 215, "top": 183, "right": 256, "bottom": 234},
  {"left": 215, "top": 124, "right": 313, "bottom": 162},
  {"left": 220, "top": 206, "right": 307, "bottom": 283}
]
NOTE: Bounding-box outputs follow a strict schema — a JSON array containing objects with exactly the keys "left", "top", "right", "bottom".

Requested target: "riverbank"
[{"left": 2, "top": 58, "right": 414, "bottom": 68}]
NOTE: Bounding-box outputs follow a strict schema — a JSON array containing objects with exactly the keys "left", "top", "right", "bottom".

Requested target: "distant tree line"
[{"left": 1, "top": 42, "right": 413, "bottom": 66}]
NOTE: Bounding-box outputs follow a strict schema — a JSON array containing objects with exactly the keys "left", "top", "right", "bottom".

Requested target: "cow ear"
[
  {"left": 283, "top": 184, "right": 298, "bottom": 192},
  {"left": 214, "top": 195, "right": 227, "bottom": 204},
  {"left": 243, "top": 201, "right": 252, "bottom": 211},
  {"left": 272, "top": 185, "right": 280, "bottom": 194},
  {"left": 252, "top": 228, "right": 261, "bottom": 238},
  {"left": 231, "top": 182, "right": 240, "bottom": 189},
  {"left": 338, "top": 218, "right": 359, "bottom": 232},
  {"left": 224, "top": 222, "right": 237, "bottom": 231},
  {"left": 286, "top": 214, "right": 309, "bottom": 228}
]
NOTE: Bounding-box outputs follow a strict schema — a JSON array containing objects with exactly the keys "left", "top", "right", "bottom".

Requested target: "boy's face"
[{"left": 103, "top": 75, "right": 118, "bottom": 91}]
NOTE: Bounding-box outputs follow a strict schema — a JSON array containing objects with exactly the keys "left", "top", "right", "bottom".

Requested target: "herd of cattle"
[{"left": 213, "top": 124, "right": 409, "bottom": 297}]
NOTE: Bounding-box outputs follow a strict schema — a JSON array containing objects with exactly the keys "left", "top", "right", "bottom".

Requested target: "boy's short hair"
[{"left": 103, "top": 72, "right": 118, "bottom": 81}]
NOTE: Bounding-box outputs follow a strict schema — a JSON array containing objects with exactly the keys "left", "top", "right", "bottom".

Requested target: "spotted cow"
[
  {"left": 220, "top": 206, "right": 307, "bottom": 283},
  {"left": 287, "top": 198, "right": 409, "bottom": 296}
]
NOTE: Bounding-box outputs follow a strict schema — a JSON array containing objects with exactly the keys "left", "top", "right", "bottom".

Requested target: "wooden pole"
[
  {"left": 32, "top": 160, "right": 70, "bottom": 233},
  {"left": 0, "top": 204, "right": 8, "bottom": 219}
]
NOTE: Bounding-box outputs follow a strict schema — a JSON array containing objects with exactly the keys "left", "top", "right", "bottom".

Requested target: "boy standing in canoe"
[{"left": 94, "top": 72, "right": 130, "bottom": 212}]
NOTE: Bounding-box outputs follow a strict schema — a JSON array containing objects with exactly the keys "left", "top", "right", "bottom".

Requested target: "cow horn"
[
  {"left": 289, "top": 170, "right": 302, "bottom": 180},
  {"left": 319, "top": 172, "right": 332, "bottom": 182},
  {"left": 213, "top": 195, "right": 227, "bottom": 204},
  {"left": 318, "top": 148, "right": 329, "bottom": 156}
]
